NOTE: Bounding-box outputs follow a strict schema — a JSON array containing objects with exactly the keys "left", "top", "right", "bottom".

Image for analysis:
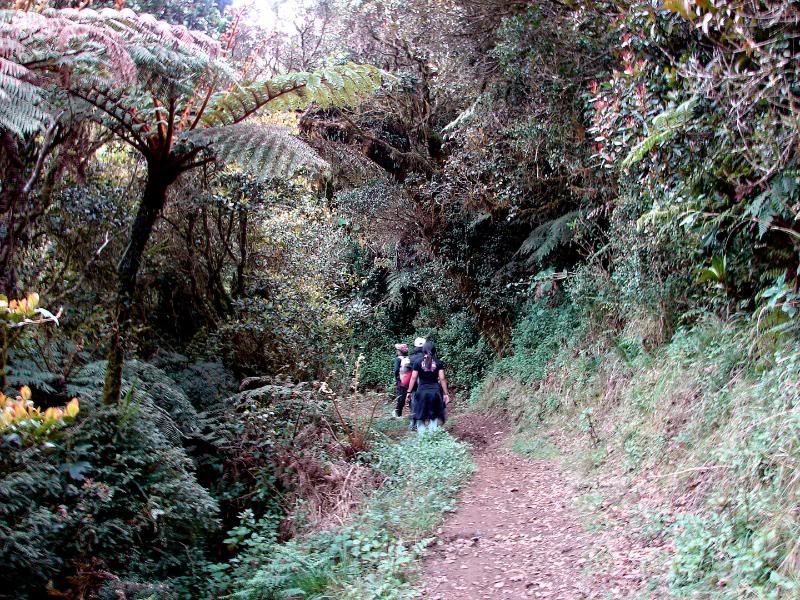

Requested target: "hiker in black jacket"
[
  {"left": 405, "top": 340, "right": 451, "bottom": 434},
  {"left": 392, "top": 343, "right": 409, "bottom": 417},
  {"left": 405, "top": 337, "right": 426, "bottom": 427}
]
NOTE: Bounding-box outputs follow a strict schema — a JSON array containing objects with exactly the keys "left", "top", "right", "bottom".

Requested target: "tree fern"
[
  {"left": 5, "top": 357, "right": 61, "bottom": 394},
  {"left": 2, "top": 8, "right": 383, "bottom": 174},
  {"left": 385, "top": 270, "right": 415, "bottom": 309},
  {"left": 0, "top": 7, "right": 385, "bottom": 403},
  {"left": 518, "top": 210, "right": 581, "bottom": 266},
  {"left": 68, "top": 360, "right": 197, "bottom": 441},
  {"left": 745, "top": 169, "right": 798, "bottom": 239}
]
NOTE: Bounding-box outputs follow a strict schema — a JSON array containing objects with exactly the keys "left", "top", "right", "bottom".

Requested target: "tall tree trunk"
[{"left": 103, "top": 161, "right": 177, "bottom": 404}]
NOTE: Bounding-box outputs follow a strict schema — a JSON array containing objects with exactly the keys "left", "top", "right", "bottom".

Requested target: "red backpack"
[{"left": 399, "top": 357, "right": 413, "bottom": 387}]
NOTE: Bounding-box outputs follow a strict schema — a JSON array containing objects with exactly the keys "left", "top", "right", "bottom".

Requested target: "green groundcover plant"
[{"left": 205, "top": 430, "right": 475, "bottom": 600}]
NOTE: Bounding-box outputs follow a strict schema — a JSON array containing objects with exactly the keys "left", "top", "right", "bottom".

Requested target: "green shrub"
[
  {"left": 0, "top": 373, "right": 219, "bottom": 597},
  {"left": 1, "top": 351, "right": 356, "bottom": 599},
  {"left": 150, "top": 351, "right": 238, "bottom": 410},
  {"left": 345, "top": 305, "right": 397, "bottom": 390},
  {"left": 491, "top": 300, "right": 581, "bottom": 384},
  {"left": 668, "top": 346, "right": 800, "bottom": 597},
  {"left": 566, "top": 191, "right": 699, "bottom": 337},
  {"left": 213, "top": 431, "right": 475, "bottom": 600}
]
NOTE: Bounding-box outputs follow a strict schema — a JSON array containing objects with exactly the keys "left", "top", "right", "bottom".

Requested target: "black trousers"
[{"left": 395, "top": 384, "right": 409, "bottom": 415}]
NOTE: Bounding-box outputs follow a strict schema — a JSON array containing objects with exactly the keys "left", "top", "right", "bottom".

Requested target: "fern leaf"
[
  {"left": 385, "top": 270, "right": 414, "bottom": 309},
  {"left": 0, "top": 7, "right": 203, "bottom": 137},
  {"left": 182, "top": 124, "right": 328, "bottom": 179},
  {"left": 518, "top": 210, "right": 581, "bottom": 266},
  {"left": 201, "top": 63, "right": 383, "bottom": 127},
  {"left": 442, "top": 94, "right": 488, "bottom": 134},
  {"left": 0, "top": 16, "right": 49, "bottom": 134}
]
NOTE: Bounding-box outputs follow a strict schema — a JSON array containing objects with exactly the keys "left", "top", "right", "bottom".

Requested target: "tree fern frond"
[
  {"left": 442, "top": 94, "right": 489, "bottom": 134},
  {"left": 518, "top": 210, "right": 581, "bottom": 266},
  {"left": 0, "top": 7, "right": 206, "bottom": 137},
  {"left": 0, "top": 66, "right": 48, "bottom": 135},
  {"left": 58, "top": 8, "right": 220, "bottom": 96},
  {"left": 5, "top": 358, "right": 61, "bottom": 393},
  {"left": 311, "top": 137, "right": 387, "bottom": 183},
  {"left": 0, "top": 15, "right": 48, "bottom": 134},
  {"left": 386, "top": 270, "right": 412, "bottom": 309},
  {"left": 182, "top": 123, "right": 328, "bottom": 179},
  {"left": 201, "top": 63, "right": 384, "bottom": 127},
  {"left": 0, "top": 7, "right": 222, "bottom": 136},
  {"left": 51, "top": 7, "right": 219, "bottom": 58},
  {"left": 3, "top": 8, "right": 143, "bottom": 85},
  {"left": 53, "top": 24, "right": 136, "bottom": 85}
]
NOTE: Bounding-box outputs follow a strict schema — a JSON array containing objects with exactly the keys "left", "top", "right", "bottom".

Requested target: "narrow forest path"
[{"left": 419, "top": 415, "right": 647, "bottom": 599}]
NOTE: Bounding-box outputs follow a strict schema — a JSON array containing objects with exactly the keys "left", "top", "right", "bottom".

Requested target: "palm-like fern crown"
[{"left": 1, "top": 7, "right": 383, "bottom": 178}]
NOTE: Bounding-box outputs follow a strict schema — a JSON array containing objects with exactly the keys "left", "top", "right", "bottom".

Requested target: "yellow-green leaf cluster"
[
  {"left": 0, "top": 292, "right": 40, "bottom": 323},
  {"left": 622, "top": 97, "right": 697, "bottom": 168},
  {"left": 0, "top": 292, "right": 60, "bottom": 328},
  {"left": 1, "top": 385, "right": 80, "bottom": 443}
]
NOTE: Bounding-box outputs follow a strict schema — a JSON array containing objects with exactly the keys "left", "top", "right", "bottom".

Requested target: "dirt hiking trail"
[{"left": 420, "top": 415, "right": 647, "bottom": 599}]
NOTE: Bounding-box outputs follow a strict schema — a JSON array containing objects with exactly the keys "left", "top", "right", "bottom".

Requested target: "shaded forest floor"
[{"left": 419, "top": 414, "right": 661, "bottom": 599}]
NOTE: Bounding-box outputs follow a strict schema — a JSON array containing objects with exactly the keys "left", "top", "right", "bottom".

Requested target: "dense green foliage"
[{"left": 1, "top": 361, "right": 219, "bottom": 596}]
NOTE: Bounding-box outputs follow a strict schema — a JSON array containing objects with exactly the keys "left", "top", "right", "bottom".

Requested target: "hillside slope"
[{"left": 473, "top": 303, "right": 800, "bottom": 598}]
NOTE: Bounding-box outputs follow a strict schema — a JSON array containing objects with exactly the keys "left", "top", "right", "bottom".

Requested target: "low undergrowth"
[
  {"left": 475, "top": 300, "right": 800, "bottom": 598},
  {"left": 208, "top": 430, "right": 475, "bottom": 599}
]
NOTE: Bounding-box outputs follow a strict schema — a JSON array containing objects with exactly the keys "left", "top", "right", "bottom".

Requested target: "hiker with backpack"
[
  {"left": 393, "top": 343, "right": 408, "bottom": 383},
  {"left": 405, "top": 340, "right": 451, "bottom": 434},
  {"left": 393, "top": 343, "right": 411, "bottom": 417}
]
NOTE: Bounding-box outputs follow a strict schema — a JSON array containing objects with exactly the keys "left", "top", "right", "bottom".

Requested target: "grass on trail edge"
[{"left": 223, "top": 430, "right": 475, "bottom": 600}]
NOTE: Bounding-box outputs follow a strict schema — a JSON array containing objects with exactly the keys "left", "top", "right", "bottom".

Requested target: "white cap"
[{"left": 413, "top": 337, "right": 426, "bottom": 348}]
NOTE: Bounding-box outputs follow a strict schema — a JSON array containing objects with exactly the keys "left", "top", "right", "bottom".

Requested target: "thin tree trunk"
[
  {"left": 103, "top": 161, "right": 176, "bottom": 404},
  {"left": 0, "top": 131, "right": 25, "bottom": 297},
  {"left": 234, "top": 209, "right": 248, "bottom": 298},
  {"left": 0, "top": 121, "right": 63, "bottom": 297}
]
